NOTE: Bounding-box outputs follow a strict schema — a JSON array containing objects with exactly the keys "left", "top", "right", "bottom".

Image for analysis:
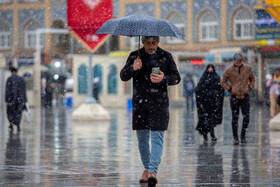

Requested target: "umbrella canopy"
[{"left": 96, "top": 14, "right": 183, "bottom": 38}]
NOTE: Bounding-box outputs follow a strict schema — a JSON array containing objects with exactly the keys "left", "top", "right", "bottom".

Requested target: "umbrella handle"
[{"left": 138, "top": 36, "right": 140, "bottom": 57}]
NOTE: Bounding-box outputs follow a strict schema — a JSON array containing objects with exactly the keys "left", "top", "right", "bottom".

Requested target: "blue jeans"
[
  {"left": 136, "top": 130, "right": 164, "bottom": 175},
  {"left": 186, "top": 92, "right": 194, "bottom": 110}
]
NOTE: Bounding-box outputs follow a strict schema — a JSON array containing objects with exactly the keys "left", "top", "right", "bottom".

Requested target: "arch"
[
  {"left": 51, "top": 19, "right": 68, "bottom": 46},
  {"left": 107, "top": 65, "right": 117, "bottom": 94},
  {"left": 231, "top": 6, "right": 254, "bottom": 40},
  {"left": 197, "top": 8, "right": 219, "bottom": 42},
  {"left": 51, "top": 19, "right": 65, "bottom": 29},
  {"left": 78, "top": 64, "right": 88, "bottom": 94},
  {"left": 0, "top": 18, "right": 11, "bottom": 49},
  {"left": 23, "top": 19, "right": 43, "bottom": 48},
  {"left": 165, "top": 10, "right": 186, "bottom": 43},
  {"left": 93, "top": 64, "right": 103, "bottom": 94}
]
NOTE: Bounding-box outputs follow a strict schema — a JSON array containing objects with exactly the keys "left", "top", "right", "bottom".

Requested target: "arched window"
[
  {"left": 233, "top": 8, "right": 253, "bottom": 40},
  {"left": 93, "top": 65, "right": 103, "bottom": 94},
  {"left": 78, "top": 65, "right": 88, "bottom": 94},
  {"left": 107, "top": 65, "right": 117, "bottom": 94},
  {"left": 0, "top": 20, "right": 11, "bottom": 49},
  {"left": 24, "top": 19, "right": 42, "bottom": 48},
  {"left": 51, "top": 19, "right": 68, "bottom": 46},
  {"left": 166, "top": 11, "right": 185, "bottom": 43},
  {"left": 199, "top": 10, "right": 218, "bottom": 42}
]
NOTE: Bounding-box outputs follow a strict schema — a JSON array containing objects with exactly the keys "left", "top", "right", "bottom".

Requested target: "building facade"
[{"left": 0, "top": 0, "right": 273, "bottom": 108}]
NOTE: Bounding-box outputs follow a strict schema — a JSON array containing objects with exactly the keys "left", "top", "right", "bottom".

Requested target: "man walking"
[
  {"left": 5, "top": 67, "right": 27, "bottom": 132},
  {"left": 221, "top": 53, "right": 255, "bottom": 145},
  {"left": 120, "top": 36, "right": 181, "bottom": 186}
]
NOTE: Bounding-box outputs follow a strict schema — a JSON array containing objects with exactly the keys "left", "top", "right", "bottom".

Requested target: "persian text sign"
[
  {"left": 255, "top": 9, "right": 280, "bottom": 41},
  {"left": 67, "top": 0, "right": 112, "bottom": 52}
]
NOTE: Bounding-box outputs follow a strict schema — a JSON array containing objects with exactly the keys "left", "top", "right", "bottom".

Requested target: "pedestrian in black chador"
[
  {"left": 195, "top": 64, "right": 224, "bottom": 142},
  {"left": 5, "top": 67, "right": 27, "bottom": 132}
]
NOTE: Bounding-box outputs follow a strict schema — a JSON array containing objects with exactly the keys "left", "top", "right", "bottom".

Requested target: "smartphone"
[{"left": 152, "top": 67, "right": 159, "bottom": 74}]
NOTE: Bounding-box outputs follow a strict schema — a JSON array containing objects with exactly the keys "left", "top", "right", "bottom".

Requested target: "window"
[
  {"left": 199, "top": 10, "right": 218, "bottom": 42},
  {"left": 93, "top": 65, "right": 103, "bottom": 94},
  {"left": 24, "top": 20, "right": 42, "bottom": 48},
  {"left": 0, "top": 0, "right": 12, "bottom": 3},
  {"left": 107, "top": 65, "right": 117, "bottom": 94},
  {"left": 0, "top": 20, "right": 11, "bottom": 49},
  {"left": 233, "top": 8, "right": 253, "bottom": 40},
  {"left": 78, "top": 65, "right": 88, "bottom": 94},
  {"left": 166, "top": 12, "right": 185, "bottom": 43},
  {"left": 125, "top": 36, "right": 141, "bottom": 49},
  {"left": 51, "top": 20, "right": 68, "bottom": 46}
]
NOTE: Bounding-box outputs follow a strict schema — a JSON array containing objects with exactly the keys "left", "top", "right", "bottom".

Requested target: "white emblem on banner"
[
  {"left": 86, "top": 34, "right": 99, "bottom": 42},
  {"left": 82, "top": 0, "right": 101, "bottom": 10}
]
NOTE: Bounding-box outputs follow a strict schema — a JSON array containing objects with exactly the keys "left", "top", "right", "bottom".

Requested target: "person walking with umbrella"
[
  {"left": 97, "top": 14, "right": 183, "bottom": 186},
  {"left": 120, "top": 36, "right": 181, "bottom": 186}
]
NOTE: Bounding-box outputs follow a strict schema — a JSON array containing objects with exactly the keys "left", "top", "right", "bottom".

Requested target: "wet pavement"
[{"left": 0, "top": 100, "right": 280, "bottom": 186}]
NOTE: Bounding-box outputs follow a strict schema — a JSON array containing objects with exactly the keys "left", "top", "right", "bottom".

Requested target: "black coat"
[
  {"left": 5, "top": 74, "right": 27, "bottom": 125},
  {"left": 195, "top": 64, "right": 224, "bottom": 135},
  {"left": 120, "top": 47, "right": 181, "bottom": 131}
]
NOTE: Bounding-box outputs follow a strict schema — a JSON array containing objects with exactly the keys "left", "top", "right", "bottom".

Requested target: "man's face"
[
  {"left": 275, "top": 70, "right": 280, "bottom": 76},
  {"left": 143, "top": 39, "right": 158, "bottom": 55},
  {"left": 234, "top": 60, "right": 243, "bottom": 67}
]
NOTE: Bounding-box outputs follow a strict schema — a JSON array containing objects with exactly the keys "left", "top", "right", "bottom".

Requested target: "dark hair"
[
  {"left": 10, "top": 67, "right": 17, "bottom": 73},
  {"left": 233, "top": 53, "right": 244, "bottom": 61},
  {"left": 141, "top": 36, "right": 160, "bottom": 43}
]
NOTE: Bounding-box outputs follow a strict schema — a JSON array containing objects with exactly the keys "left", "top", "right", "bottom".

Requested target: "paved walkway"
[{"left": 0, "top": 101, "right": 279, "bottom": 186}]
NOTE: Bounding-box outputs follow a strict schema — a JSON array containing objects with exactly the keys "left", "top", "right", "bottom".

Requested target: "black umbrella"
[{"left": 96, "top": 14, "right": 184, "bottom": 49}]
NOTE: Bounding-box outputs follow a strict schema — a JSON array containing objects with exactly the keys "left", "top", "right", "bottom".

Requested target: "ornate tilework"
[
  {"left": 114, "top": 5, "right": 119, "bottom": 17},
  {"left": 161, "top": 1, "right": 187, "bottom": 19},
  {"left": 126, "top": 3, "right": 154, "bottom": 16},
  {"left": 52, "top": 8, "right": 67, "bottom": 22},
  {"left": 0, "top": 10, "right": 13, "bottom": 24},
  {"left": 161, "top": 1, "right": 187, "bottom": 41},
  {"left": 227, "top": 0, "right": 257, "bottom": 40},
  {"left": 19, "top": 9, "right": 45, "bottom": 47},
  {"left": 0, "top": 10, "right": 13, "bottom": 45},
  {"left": 51, "top": 0, "right": 66, "bottom": 7},
  {"left": 193, "top": 0, "right": 221, "bottom": 42}
]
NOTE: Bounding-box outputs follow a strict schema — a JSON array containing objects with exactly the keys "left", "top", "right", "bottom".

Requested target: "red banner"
[{"left": 67, "top": 0, "right": 113, "bottom": 52}]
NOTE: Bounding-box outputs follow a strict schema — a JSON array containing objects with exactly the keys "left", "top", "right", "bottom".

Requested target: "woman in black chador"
[{"left": 195, "top": 64, "right": 224, "bottom": 142}]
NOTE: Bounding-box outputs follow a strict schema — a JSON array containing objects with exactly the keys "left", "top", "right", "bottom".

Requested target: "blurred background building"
[{"left": 0, "top": 0, "right": 279, "bottom": 108}]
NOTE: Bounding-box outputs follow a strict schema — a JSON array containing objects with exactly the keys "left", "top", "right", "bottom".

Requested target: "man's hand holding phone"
[
  {"left": 151, "top": 68, "right": 164, "bottom": 83},
  {"left": 133, "top": 57, "right": 142, "bottom": 71}
]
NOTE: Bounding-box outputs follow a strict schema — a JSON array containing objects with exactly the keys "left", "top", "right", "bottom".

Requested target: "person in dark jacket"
[
  {"left": 221, "top": 53, "right": 255, "bottom": 145},
  {"left": 120, "top": 36, "right": 181, "bottom": 186},
  {"left": 195, "top": 64, "right": 224, "bottom": 143},
  {"left": 5, "top": 67, "right": 27, "bottom": 132},
  {"left": 183, "top": 74, "right": 195, "bottom": 110}
]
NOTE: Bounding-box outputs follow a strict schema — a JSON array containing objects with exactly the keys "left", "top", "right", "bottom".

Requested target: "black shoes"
[
  {"left": 9, "top": 123, "right": 20, "bottom": 133},
  {"left": 233, "top": 138, "right": 239, "bottom": 145},
  {"left": 9, "top": 123, "right": 13, "bottom": 131},
  {"left": 203, "top": 134, "right": 208, "bottom": 142},
  {"left": 148, "top": 173, "right": 157, "bottom": 186},
  {"left": 241, "top": 138, "right": 247, "bottom": 144},
  {"left": 211, "top": 137, "right": 217, "bottom": 142}
]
